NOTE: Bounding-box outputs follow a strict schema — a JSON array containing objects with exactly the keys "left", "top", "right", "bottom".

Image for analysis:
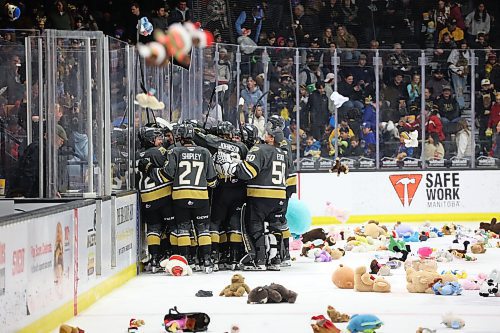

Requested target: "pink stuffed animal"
[
  {"left": 462, "top": 273, "right": 488, "bottom": 290},
  {"left": 290, "top": 239, "right": 303, "bottom": 251},
  {"left": 418, "top": 247, "right": 434, "bottom": 259}
]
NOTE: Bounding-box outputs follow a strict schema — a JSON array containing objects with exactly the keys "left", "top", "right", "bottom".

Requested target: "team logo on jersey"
[
  {"left": 188, "top": 200, "right": 194, "bottom": 206},
  {"left": 249, "top": 146, "right": 260, "bottom": 152}
]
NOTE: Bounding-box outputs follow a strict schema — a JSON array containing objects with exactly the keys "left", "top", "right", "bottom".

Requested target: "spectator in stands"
[
  {"left": 322, "top": 27, "right": 335, "bottom": 48},
  {"left": 151, "top": 5, "right": 169, "bottom": 32},
  {"left": 169, "top": 1, "right": 192, "bottom": 25},
  {"left": 361, "top": 122, "right": 375, "bottom": 155},
  {"left": 345, "top": 135, "right": 363, "bottom": 157},
  {"left": 304, "top": 135, "right": 322, "bottom": 158},
  {"left": 383, "top": 72, "right": 407, "bottom": 109},
  {"left": 427, "top": 108, "right": 446, "bottom": 142},
  {"left": 407, "top": 73, "right": 421, "bottom": 104},
  {"left": 434, "top": 32, "right": 457, "bottom": 63},
  {"left": 304, "top": 82, "right": 329, "bottom": 140},
  {"left": 362, "top": 95, "right": 376, "bottom": 130},
  {"left": 436, "top": 85, "right": 461, "bottom": 129},
  {"left": 448, "top": 40, "right": 470, "bottom": 109},
  {"left": 351, "top": 54, "right": 375, "bottom": 92},
  {"left": 386, "top": 43, "right": 413, "bottom": 79},
  {"left": 485, "top": 53, "right": 500, "bottom": 91},
  {"left": 426, "top": 68, "right": 450, "bottom": 99},
  {"left": 338, "top": 73, "right": 363, "bottom": 111},
  {"left": 289, "top": 120, "right": 306, "bottom": 157},
  {"left": 241, "top": 76, "right": 263, "bottom": 116},
  {"left": 448, "top": 0, "right": 465, "bottom": 31},
  {"left": 126, "top": 2, "right": 151, "bottom": 44},
  {"left": 395, "top": 131, "right": 415, "bottom": 160},
  {"left": 476, "top": 79, "right": 496, "bottom": 149},
  {"left": 340, "top": 0, "right": 360, "bottom": 32},
  {"left": 425, "top": 132, "right": 445, "bottom": 160},
  {"left": 324, "top": 73, "right": 336, "bottom": 114},
  {"left": 491, "top": 120, "right": 500, "bottom": 158},
  {"left": 248, "top": 104, "right": 266, "bottom": 139},
  {"left": 464, "top": 2, "right": 490, "bottom": 44},
  {"left": 487, "top": 93, "right": 500, "bottom": 134},
  {"left": 424, "top": 87, "right": 438, "bottom": 114},
  {"left": 334, "top": 25, "right": 359, "bottom": 60},
  {"left": 334, "top": 127, "right": 351, "bottom": 156},
  {"left": 299, "top": 52, "right": 323, "bottom": 87},
  {"left": 320, "top": 0, "right": 343, "bottom": 31},
  {"left": 206, "top": 0, "right": 229, "bottom": 42},
  {"left": 455, "top": 118, "right": 472, "bottom": 158},
  {"left": 438, "top": 18, "right": 464, "bottom": 43},
  {"left": 433, "top": 0, "right": 451, "bottom": 37},
  {"left": 216, "top": 48, "right": 231, "bottom": 85},
  {"left": 48, "top": 1, "right": 73, "bottom": 30},
  {"left": 291, "top": 5, "right": 314, "bottom": 46},
  {"left": 0, "top": 54, "right": 24, "bottom": 104},
  {"left": 322, "top": 41, "right": 338, "bottom": 75}
]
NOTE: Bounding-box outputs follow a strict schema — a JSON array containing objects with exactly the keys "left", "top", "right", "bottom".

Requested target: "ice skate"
[
  {"left": 150, "top": 255, "right": 162, "bottom": 274},
  {"left": 211, "top": 251, "right": 220, "bottom": 272},
  {"left": 240, "top": 255, "right": 266, "bottom": 271},
  {"left": 203, "top": 256, "right": 214, "bottom": 274},
  {"left": 266, "top": 256, "right": 281, "bottom": 271}
]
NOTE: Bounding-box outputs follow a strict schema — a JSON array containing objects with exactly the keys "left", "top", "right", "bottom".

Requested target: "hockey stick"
[{"left": 203, "top": 84, "right": 229, "bottom": 130}]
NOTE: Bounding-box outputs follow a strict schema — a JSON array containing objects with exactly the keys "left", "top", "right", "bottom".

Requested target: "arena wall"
[
  {"left": 0, "top": 191, "right": 138, "bottom": 333},
  {"left": 299, "top": 170, "right": 500, "bottom": 224}
]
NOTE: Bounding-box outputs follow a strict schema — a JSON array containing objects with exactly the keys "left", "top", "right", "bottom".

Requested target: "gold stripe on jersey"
[
  {"left": 286, "top": 174, "right": 297, "bottom": 186},
  {"left": 247, "top": 188, "right": 286, "bottom": 199},
  {"left": 282, "top": 229, "right": 292, "bottom": 238},
  {"left": 242, "top": 161, "right": 257, "bottom": 178},
  {"left": 172, "top": 189, "right": 209, "bottom": 200},
  {"left": 155, "top": 169, "right": 171, "bottom": 183},
  {"left": 140, "top": 185, "right": 172, "bottom": 202},
  {"left": 207, "top": 179, "right": 217, "bottom": 187}
]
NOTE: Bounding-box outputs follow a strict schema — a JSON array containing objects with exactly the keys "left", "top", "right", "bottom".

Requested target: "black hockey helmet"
[
  {"left": 216, "top": 121, "right": 235, "bottom": 138},
  {"left": 241, "top": 123, "right": 259, "bottom": 148},
  {"left": 267, "top": 114, "right": 285, "bottom": 130},
  {"left": 177, "top": 122, "right": 195, "bottom": 140},
  {"left": 138, "top": 127, "right": 162, "bottom": 148},
  {"left": 265, "top": 122, "right": 285, "bottom": 144}
]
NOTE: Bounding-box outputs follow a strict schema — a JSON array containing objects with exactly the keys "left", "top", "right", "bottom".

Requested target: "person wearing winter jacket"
[
  {"left": 304, "top": 135, "right": 322, "bottom": 158},
  {"left": 304, "top": 82, "right": 330, "bottom": 140},
  {"left": 487, "top": 93, "right": 500, "bottom": 132},
  {"left": 455, "top": 118, "right": 472, "bottom": 158}
]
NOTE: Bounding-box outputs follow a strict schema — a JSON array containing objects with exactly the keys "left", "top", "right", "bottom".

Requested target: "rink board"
[
  {"left": 0, "top": 192, "right": 138, "bottom": 333},
  {"left": 299, "top": 170, "right": 500, "bottom": 224}
]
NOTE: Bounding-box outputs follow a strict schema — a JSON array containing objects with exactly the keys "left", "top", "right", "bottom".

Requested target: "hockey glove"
[{"left": 138, "top": 158, "right": 153, "bottom": 174}]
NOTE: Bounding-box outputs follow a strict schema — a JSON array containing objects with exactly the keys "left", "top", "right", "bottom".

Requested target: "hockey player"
[
  {"left": 139, "top": 123, "right": 218, "bottom": 273},
  {"left": 193, "top": 121, "right": 248, "bottom": 270},
  {"left": 267, "top": 115, "right": 296, "bottom": 267},
  {"left": 240, "top": 123, "right": 261, "bottom": 149},
  {"left": 224, "top": 124, "right": 289, "bottom": 270},
  {"left": 136, "top": 127, "right": 173, "bottom": 273}
]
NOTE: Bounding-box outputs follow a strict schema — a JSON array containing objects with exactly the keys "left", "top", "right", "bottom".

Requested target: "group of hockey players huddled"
[{"left": 136, "top": 115, "right": 296, "bottom": 274}]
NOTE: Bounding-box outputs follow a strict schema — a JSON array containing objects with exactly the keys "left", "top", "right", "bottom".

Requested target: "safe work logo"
[{"left": 389, "top": 174, "right": 423, "bottom": 207}]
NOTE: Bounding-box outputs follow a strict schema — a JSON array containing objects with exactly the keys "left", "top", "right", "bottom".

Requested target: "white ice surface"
[{"left": 56, "top": 227, "right": 500, "bottom": 333}]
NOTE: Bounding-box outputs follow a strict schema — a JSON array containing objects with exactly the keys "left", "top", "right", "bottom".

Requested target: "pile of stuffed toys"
[{"left": 59, "top": 218, "right": 499, "bottom": 332}]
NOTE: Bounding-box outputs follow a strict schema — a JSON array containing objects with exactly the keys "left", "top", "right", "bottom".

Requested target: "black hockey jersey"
[
  {"left": 234, "top": 143, "right": 288, "bottom": 200},
  {"left": 278, "top": 139, "right": 297, "bottom": 197},
  {"left": 194, "top": 130, "right": 248, "bottom": 185},
  {"left": 152, "top": 145, "right": 217, "bottom": 203},
  {"left": 136, "top": 146, "right": 172, "bottom": 208}
]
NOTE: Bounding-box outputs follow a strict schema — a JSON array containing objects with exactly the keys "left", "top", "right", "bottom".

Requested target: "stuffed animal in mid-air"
[{"left": 329, "top": 158, "right": 349, "bottom": 176}]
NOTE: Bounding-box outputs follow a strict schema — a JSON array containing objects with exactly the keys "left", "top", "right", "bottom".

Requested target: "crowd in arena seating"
[{"left": 1, "top": 0, "right": 500, "bottom": 173}]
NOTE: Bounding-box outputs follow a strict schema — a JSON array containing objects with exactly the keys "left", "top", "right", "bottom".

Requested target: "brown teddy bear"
[
  {"left": 60, "top": 325, "right": 85, "bottom": 333},
  {"left": 247, "top": 283, "right": 298, "bottom": 304},
  {"left": 326, "top": 305, "right": 350, "bottom": 323},
  {"left": 325, "top": 246, "right": 345, "bottom": 260},
  {"left": 479, "top": 218, "right": 500, "bottom": 234},
  {"left": 404, "top": 258, "right": 438, "bottom": 272},
  {"left": 331, "top": 264, "right": 354, "bottom": 289},
  {"left": 406, "top": 267, "right": 440, "bottom": 293},
  {"left": 471, "top": 242, "right": 486, "bottom": 254},
  {"left": 364, "top": 221, "right": 387, "bottom": 239},
  {"left": 302, "top": 228, "right": 328, "bottom": 243},
  {"left": 354, "top": 266, "right": 391, "bottom": 293},
  {"left": 220, "top": 274, "right": 251, "bottom": 297}
]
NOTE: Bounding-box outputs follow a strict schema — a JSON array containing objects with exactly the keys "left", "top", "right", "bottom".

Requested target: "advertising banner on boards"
[
  {"left": 300, "top": 170, "right": 500, "bottom": 222},
  {"left": 115, "top": 194, "right": 137, "bottom": 270}
]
